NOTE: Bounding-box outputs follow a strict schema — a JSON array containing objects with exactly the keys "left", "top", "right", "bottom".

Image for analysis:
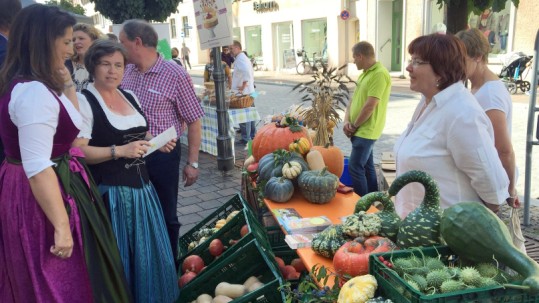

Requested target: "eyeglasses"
[
  {"left": 98, "top": 61, "right": 124, "bottom": 71},
  {"left": 407, "top": 58, "right": 429, "bottom": 67}
]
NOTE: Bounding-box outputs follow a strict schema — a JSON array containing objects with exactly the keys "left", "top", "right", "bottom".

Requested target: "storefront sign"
[{"left": 253, "top": 0, "right": 278, "bottom": 12}]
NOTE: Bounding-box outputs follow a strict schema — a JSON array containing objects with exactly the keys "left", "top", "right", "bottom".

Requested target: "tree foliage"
[
  {"left": 90, "top": 0, "right": 183, "bottom": 24},
  {"left": 437, "top": 0, "right": 519, "bottom": 34},
  {"left": 45, "top": 0, "right": 85, "bottom": 15}
]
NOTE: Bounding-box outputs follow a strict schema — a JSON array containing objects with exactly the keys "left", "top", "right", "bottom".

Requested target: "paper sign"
[
  {"left": 194, "top": 0, "right": 234, "bottom": 50},
  {"left": 144, "top": 126, "right": 177, "bottom": 157}
]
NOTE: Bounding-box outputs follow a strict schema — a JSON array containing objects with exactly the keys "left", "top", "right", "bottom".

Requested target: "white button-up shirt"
[
  {"left": 393, "top": 82, "right": 509, "bottom": 218},
  {"left": 231, "top": 52, "right": 255, "bottom": 95}
]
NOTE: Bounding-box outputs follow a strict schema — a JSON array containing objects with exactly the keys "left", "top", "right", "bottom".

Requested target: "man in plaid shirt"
[{"left": 119, "top": 19, "right": 204, "bottom": 261}]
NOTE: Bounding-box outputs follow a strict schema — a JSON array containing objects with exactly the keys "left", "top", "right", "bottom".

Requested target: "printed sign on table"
[{"left": 194, "top": 0, "right": 234, "bottom": 50}]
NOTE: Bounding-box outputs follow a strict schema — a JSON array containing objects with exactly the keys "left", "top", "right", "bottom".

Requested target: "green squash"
[
  {"left": 441, "top": 202, "right": 539, "bottom": 293},
  {"left": 297, "top": 167, "right": 339, "bottom": 204},
  {"left": 311, "top": 224, "right": 348, "bottom": 258},
  {"left": 264, "top": 177, "right": 294, "bottom": 203},
  {"left": 354, "top": 192, "right": 401, "bottom": 242},
  {"left": 257, "top": 149, "right": 308, "bottom": 183},
  {"left": 342, "top": 211, "right": 381, "bottom": 238},
  {"left": 388, "top": 170, "right": 442, "bottom": 248}
]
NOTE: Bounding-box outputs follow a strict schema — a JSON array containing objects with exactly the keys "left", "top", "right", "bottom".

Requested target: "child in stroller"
[{"left": 498, "top": 52, "right": 533, "bottom": 94}]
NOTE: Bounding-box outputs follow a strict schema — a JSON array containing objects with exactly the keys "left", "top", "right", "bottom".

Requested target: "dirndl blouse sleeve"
[{"left": 8, "top": 81, "right": 81, "bottom": 178}]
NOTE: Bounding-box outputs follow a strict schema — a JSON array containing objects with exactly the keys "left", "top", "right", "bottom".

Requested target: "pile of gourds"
[{"left": 246, "top": 115, "right": 346, "bottom": 204}]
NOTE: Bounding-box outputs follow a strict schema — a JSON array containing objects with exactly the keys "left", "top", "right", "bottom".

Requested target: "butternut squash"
[
  {"left": 196, "top": 294, "right": 213, "bottom": 303},
  {"left": 212, "top": 295, "right": 233, "bottom": 303},
  {"left": 214, "top": 282, "right": 246, "bottom": 299}
]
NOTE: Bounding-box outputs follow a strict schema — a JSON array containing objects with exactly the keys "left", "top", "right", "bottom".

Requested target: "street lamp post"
[{"left": 212, "top": 47, "right": 234, "bottom": 171}]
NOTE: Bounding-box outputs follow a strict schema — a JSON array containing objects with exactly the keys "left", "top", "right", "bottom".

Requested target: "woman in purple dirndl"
[{"left": 0, "top": 5, "right": 131, "bottom": 303}]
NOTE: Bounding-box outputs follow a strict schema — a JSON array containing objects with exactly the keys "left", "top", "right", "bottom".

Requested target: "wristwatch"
[{"left": 187, "top": 161, "right": 199, "bottom": 169}]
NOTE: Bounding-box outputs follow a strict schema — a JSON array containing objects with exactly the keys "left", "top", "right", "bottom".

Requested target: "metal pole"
[
  {"left": 523, "top": 29, "right": 539, "bottom": 226},
  {"left": 212, "top": 47, "right": 235, "bottom": 171}
]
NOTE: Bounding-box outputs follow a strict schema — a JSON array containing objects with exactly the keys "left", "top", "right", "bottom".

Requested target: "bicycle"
[{"left": 296, "top": 48, "right": 324, "bottom": 75}]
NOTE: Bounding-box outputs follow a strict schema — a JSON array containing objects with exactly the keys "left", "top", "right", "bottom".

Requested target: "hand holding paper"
[{"left": 143, "top": 126, "right": 178, "bottom": 157}]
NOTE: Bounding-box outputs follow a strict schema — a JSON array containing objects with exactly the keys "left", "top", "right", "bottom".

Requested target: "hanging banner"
[{"left": 194, "top": 0, "right": 234, "bottom": 50}]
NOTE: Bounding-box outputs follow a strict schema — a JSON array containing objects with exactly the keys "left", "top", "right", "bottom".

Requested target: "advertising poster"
[{"left": 194, "top": 0, "right": 234, "bottom": 50}]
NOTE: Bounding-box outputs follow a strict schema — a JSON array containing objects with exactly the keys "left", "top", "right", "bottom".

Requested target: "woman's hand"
[
  {"left": 158, "top": 138, "right": 177, "bottom": 153},
  {"left": 118, "top": 140, "right": 150, "bottom": 158},
  {"left": 50, "top": 224, "right": 73, "bottom": 259}
]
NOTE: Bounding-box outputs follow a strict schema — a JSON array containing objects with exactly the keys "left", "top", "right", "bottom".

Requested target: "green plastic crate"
[
  {"left": 370, "top": 246, "right": 539, "bottom": 303},
  {"left": 178, "top": 196, "right": 276, "bottom": 275},
  {"left": 178, "top": 239, "right": 285, "bottom": 303},
  {"left": 177, "top": 194, "right": 258, "bottom": 258},
  {"left": 266, "top": 226, "right": 288, "bottom": 252}
]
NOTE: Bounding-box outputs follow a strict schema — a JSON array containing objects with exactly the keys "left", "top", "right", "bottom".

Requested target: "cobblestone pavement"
[{"left": 178, "top": 66, "right": 539, "bottom": 259}]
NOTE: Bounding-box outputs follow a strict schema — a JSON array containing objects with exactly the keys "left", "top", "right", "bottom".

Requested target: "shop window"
[
  {"left": 468, "top": 2, "right": 512, "bottom": 55},
  {"left": 182, "top": 16, "right": 190, "bottom": 38},
  {"left": 301, "top": 18, "right": 327, "bottom": 61},
  {"left": 170, "top": 18, "right": 177, "bottom": 39},
  {"left": 245, "top": 25, "right": 262, "bottom": 58},
  {"left": 233, "top": 27, "right": 241, "bottom": 42}
]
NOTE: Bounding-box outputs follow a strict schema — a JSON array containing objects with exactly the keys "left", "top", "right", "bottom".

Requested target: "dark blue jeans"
[
  {"left": 240, "top": 121, "right": 256, "bottom": 142},
  {"left": 145, "top": 144, "right": 181, "bottom": 260},
  {"left": 349, "top": 136, "right": 378, "bottom": 196}
]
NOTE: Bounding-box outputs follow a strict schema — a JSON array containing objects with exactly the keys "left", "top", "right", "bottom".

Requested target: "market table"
[
  {"left": 264, "top": 190, "right": 359, "bottom": 287},
  {"left": 180, "top": 104, "right": 260, "bottom": 156}
]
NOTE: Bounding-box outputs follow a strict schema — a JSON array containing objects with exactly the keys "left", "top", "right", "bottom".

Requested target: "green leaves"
[
  {"left": 90, "top": 0, "right": 183, "bottom": 24},
  {"left": 45, "top": 0, "right": 85, "bottom": 15},
  {"left": 279, "top": 265, "right": 342, "bottom": 303}
]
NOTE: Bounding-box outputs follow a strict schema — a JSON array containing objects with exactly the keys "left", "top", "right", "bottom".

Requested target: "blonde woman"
[
  {"left": 456, "top": 28, "right": 518, "bottom": 207},
  {"left": 65, "top": 23, "right": 101, "bottom": 91}
]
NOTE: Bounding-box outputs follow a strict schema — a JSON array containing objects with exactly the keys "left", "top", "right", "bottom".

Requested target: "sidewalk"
[
  {"left": 187, "top": 64, "right": 531, "bottom": 103},
  {"left": 178, "top": 67, "right": 539, "bottom": 261}
]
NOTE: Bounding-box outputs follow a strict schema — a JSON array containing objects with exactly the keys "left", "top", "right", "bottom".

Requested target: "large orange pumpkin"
[
  {"left": 252, "top": 123, "right": 312, "bottom": 161},
  {"left": 311, "top": 144, "right": 344, "bottom": 178}
]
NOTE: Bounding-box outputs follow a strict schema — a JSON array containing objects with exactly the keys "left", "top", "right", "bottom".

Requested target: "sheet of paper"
[{"left": 143, "top": 126, "right": 177, "bottom": 157}]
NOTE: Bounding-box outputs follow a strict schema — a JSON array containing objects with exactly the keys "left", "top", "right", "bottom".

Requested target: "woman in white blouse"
[
  {"left": 72, "top": 39, "right": 179, "bottom": 303},
  {"left": 393, "top": 34, "right": 509, "bottom": 218},
  {"left": 0, "top": 5, "right": 130, "bottom": 302},
  {"left": 456, "top": 28, "right": 518, "bottom": 208}
]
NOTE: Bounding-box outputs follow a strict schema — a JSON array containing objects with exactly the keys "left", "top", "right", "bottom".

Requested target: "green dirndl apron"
[{"left": 53, "top": 148, "right": 133, "bottom": 303}]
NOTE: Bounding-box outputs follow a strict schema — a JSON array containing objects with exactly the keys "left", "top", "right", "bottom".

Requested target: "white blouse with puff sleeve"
[
  {"left": 76, "top": 83, "right": 147, "bottom": 140},
  {"left": 8, "top": 81, "right": 82, "bottom": 178},
  {"left": 393, "top": 82, "right": 509, "bottom": 218}
]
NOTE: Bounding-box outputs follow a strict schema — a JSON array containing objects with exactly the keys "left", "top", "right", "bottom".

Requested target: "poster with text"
[{"left": 194, "top": 0, "right": 234, "bottom": 50}]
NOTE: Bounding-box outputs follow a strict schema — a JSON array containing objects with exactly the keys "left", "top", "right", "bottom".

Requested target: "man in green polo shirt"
[{"left": 343, "top": 41, "right": 391, "bottom": 196}]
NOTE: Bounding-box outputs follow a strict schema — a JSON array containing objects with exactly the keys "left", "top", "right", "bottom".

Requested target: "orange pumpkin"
[
  {"left": 252, "top": 123, "right": 312, "bottom": 161},
  {"left": 333, "top": 236, "right": 397, "bottom": 280},
  {"left": 311, "top": 144, "right": 345, "bottom": 178}
]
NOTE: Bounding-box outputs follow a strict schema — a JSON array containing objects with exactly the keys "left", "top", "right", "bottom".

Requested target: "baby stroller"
[{"left": 498, "top": 52, "right": 533, "bottom": 94}]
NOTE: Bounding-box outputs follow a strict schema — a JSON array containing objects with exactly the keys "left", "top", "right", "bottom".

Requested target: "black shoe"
[{"left": 236, "top": 140, "right": 248, "bottom": 145}]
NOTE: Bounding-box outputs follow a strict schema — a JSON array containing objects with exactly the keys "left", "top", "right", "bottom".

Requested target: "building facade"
[{"left": 62, "top": 0, "right": 536, "bottom": 79}]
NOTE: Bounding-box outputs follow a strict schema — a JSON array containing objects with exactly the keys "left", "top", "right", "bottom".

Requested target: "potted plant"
[{"left": 292, "top": 64, "right": 355, "bottom": 146}]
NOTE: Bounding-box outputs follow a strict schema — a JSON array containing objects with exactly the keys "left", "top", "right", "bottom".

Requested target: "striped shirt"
[{"left": 121, "top": 55, "right": 204, "bottom": 137}]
